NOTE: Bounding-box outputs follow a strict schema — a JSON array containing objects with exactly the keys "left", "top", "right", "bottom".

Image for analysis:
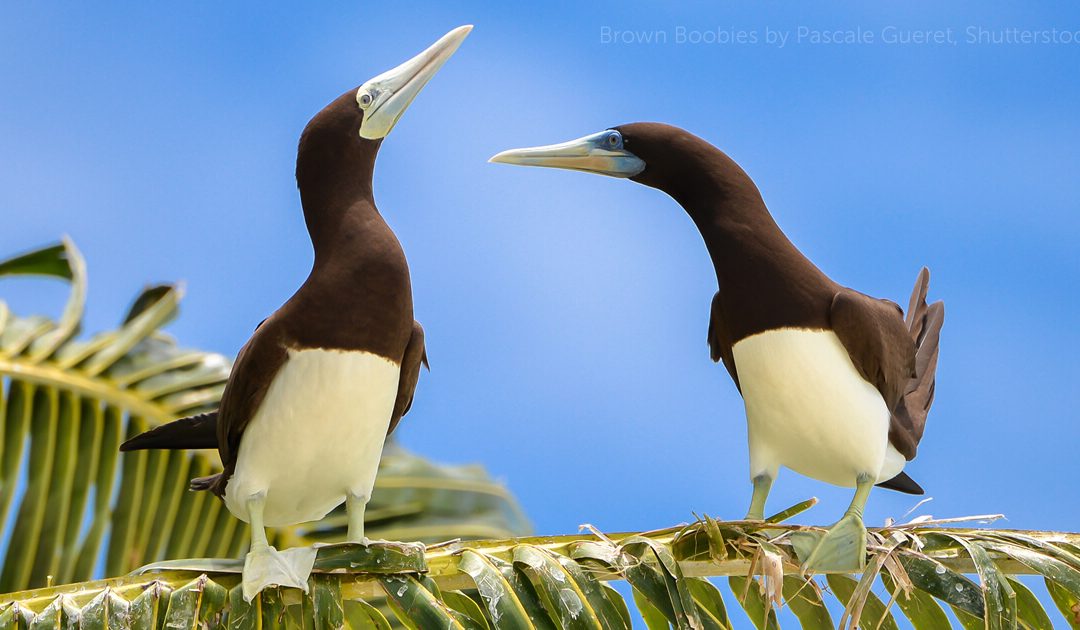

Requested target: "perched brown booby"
[
  {"left": 490, "top": 123, "right": 944, "bottom": 571},
  {"left": 120, "top": 25, "right": 471, "bottom": 599}
]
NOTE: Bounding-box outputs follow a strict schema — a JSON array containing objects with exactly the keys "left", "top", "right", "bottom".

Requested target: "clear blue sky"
[{"left": 2, "top": 0, "right": 1078, "bottom": 612}]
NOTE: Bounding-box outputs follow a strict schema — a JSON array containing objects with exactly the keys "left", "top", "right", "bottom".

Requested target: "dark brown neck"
[
  {"left": 282, "top": 95, "right": 412, "bottom": 359},
  {"left": 306, "top": 198, "right": 400, "bottom": 269},
  {"left": 298, "top": 137, "right": 381, "bottom": 259},
  {"left": 656, "top": 151, "right": 837, "bottom": 338},
  {"left": 284, "top": 192, "right": 413, "bottom": 358}
]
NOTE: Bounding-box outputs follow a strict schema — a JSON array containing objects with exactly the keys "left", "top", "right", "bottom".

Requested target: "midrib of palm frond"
[{"left": 0, "top": 357, "right": 174, "bottom": 423}]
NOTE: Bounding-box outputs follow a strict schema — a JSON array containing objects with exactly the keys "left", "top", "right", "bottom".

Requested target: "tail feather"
[
  {"left": 905, "top": 267, "right": 931, "bottom": 332},
  {"left": 876, "top": 471, "right": 924, "bottom": 495},
  {"left": 893, "top": 268, "right": 945, "bottom": 450},
  {"left": 119, "top": 412, "right": 218, "bottom": 451}
]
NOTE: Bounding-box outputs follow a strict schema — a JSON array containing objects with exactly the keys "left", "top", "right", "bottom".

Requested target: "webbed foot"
[
  {"left": 790, "top": 512, "right": 867, "bottom": 572},
  {"left": 242, "top": 545, "right": 317, "bottom": 601}
]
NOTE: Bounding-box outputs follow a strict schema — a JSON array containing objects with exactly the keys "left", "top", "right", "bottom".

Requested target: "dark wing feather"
[
  {"left": 831, "top": 269, "right": 944, "bottom": 462},
  {"left": 196, "top": 320, "right": 289, "bottom": 495},
  {"left": 830, "top": 288, "right": 916, "bottom": 421},
  {"left": 119, "top": 412, "right": 218, "bottom": 451},
  {"left": 387, "top": 321, "right": 427, "bottom": 435},
  {"left": 707, "top": 291, "right": 740, "bottom": 391}
]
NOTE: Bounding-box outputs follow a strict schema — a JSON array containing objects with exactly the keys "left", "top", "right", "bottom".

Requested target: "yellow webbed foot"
[{"left": 790, "top": 513, "right": 867, "bottom": 573}]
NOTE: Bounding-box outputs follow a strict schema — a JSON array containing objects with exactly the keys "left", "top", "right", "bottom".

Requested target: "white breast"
[
  {"left": 224, "top": 349, "right": 400, "bottom": 527},
  {"left": 732, "top": 329, "right": 905, "bottom": 488}
]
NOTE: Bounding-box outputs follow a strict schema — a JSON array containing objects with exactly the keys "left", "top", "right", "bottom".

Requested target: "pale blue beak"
[{"left": 489, "top": 130, "right": 645, "bottom": 178}]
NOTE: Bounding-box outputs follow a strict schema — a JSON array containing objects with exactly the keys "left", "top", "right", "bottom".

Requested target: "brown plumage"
[
  {"left": 122, "top": 90, "right": 428, "bottom": 498},
  {"left": 614, "top": 123, "right": 944, "bottom": 492},
  {"left": 490, "top": 120, "right": 944, "bottom": 572},
  {"left": 890, "top": 268, "right": 945, "bottom": 460},
  {"left": 491, "top": 122, "right": 944, "bottom": 493}
]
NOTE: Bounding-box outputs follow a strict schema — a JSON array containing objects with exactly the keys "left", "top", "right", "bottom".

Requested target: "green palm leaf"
[
  {"left": 0, "top": 239, "right": 529, "bottom": 594},
  {"left": 3, "top": 521, "right": 1080, "bottom": 629},
  {"left": 4, "top": 238, "right": 1080, "bottom": 629}
]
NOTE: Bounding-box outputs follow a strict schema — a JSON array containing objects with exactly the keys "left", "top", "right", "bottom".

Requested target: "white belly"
[
  {"left": 732, "top": 329, "right": 905, "bottom": 487},
  {"left": 224, "top": 348, "right": 400, "bottom": 527}
]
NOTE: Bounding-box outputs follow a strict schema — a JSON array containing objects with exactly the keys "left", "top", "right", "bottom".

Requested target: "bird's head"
[
  {"left": 353, "top": 24, "right": 472, "bottom": 141},
  {"left": 490, "top": 122, "right": 756, "bottom": 202},
  {"left": 296, "top": 25, "right": 472, "bottom": 199}
]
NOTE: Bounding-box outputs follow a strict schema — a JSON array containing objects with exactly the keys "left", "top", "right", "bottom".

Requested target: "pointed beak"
[
  {"left": 489, "top": 131, "right": 645, "bottom": 178},
  {"left": 358, "top": 25, "right": 472, "bottom": 139}
]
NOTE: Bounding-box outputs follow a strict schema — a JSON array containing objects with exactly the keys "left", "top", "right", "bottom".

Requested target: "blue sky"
[{"left": 2, "top": 0, "right": 1078, "bottom": 619}]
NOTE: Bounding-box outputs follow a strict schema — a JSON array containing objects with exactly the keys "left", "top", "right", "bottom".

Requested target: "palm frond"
[
  {"left": 0, "top": 239, "right": 529, "bottom": 593},
  {"left": 2, "top": 519, "right": 1079, "bottom": 628}
]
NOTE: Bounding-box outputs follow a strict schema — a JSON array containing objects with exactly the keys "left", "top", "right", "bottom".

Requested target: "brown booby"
[
  {"left": 490, "top": 123, "right": 944, "bottom": 571},
  {"left": 120, "top": 25, "right": 472, "bottom": 599}
]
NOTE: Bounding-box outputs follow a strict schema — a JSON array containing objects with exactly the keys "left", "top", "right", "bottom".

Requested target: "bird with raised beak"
[
  {"left": 491, "top": 123, "right": 944, "bottom": 572},
  {"left": 121, "top": 25, "right": 471, "bottom": 600}
]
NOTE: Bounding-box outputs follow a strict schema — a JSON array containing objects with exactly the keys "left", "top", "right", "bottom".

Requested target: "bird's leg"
[
  {"left": 744, "top": 474, "right": 774, "bottom": 521},
  {"left": 241, "top": 492, "right": 316, "bottom": 601},
  {"left": 346, "top": 491, "right": 369, "bottom": 545},
  {"left": 791, "top": 474, "right": 873, "bottom": 572},
  {"left": 249, "top": 494, "right": 271, "bottom": 551}
]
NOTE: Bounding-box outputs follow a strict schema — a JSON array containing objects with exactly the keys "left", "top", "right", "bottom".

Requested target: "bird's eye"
[
  {"left": 606, "top": 133, "right": 620, "bottom": 148},
  {"left": 358, "top": 92, "right": 374, "bottom": 108}
]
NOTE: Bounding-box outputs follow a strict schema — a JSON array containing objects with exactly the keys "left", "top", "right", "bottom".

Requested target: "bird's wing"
[
  {"left": 889, "top": 268, "right": 945, "bottom": 459},
  {"left": 830, "top": 287, "right": 916, "bottom": 415},
  {"left": 829, "top": 287, "right": 924, "bottom": 460},
  {"left": 119, "top": 318, "right": 276, "bottom": 455},
  {"left": 214, "top": 320, "right": 290, "bottom": 476},
  {"left": 387, "top": 321, "right": 428, "bottom": 436},
  {"left": 707, "top": 291, "right": 740, "bottom": 391}
]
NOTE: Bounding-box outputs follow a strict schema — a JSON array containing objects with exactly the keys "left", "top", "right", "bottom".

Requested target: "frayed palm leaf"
[{"left": 2, "top": 517, "right": 1080, "bottom": 629}]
